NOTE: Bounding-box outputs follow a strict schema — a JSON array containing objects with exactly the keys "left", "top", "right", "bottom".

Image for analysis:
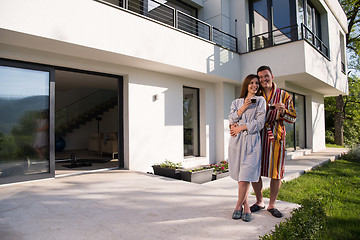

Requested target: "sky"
[{"left": 0, "top": 66, "right": 49, "bottom": 99}]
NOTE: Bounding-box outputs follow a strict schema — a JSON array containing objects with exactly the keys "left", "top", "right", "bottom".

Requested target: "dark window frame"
[
  {"left": 282, "top": 89, "right": 307, "bottom": 151},
  {"left": 183, "top": 86, "right": 200, "bottom": 157},
  {"left": 0, "top": 58, "right": 125, "bottom": 185},
  {"left": 0, "top": 58, "right": 54, "bottom": 185},
  {"left": 249, "top": 0, "right": 298, "bottom": 47},
  {"left": 304, "top": 1, "right": 322, "bottom": 40}
]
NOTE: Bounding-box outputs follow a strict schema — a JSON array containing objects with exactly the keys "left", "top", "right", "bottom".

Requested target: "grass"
[
  {"left": 326, "top": 143, "right": 347, "bottom": 148},
  {"left": 262, "top": 147, "right": 360, "bottom": 239}
]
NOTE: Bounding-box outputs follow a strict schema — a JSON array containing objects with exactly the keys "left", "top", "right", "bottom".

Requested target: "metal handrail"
[
  {"left": 98, "top": 0, "right": 238, "bottom": 52},
  {"left": 248, "top": 23, "right": 329, "bottom": 59},
  {"left": 301, "top": 23, "right": 329, "bottom": 58},
  {"left": 250, "top": 25, "right": 297, "bottom": 39},
  {"left": 177, "top": 10, "right": 212, "bottom": 41},
  {"left": 55, "top": 89, "right": 117, "bottom": 130},
  {"left": 55, "top": 89, "right": 99, "bottom": 113},
  {"left": 213, "top": 27, "right": 238, "bottom": 51}
]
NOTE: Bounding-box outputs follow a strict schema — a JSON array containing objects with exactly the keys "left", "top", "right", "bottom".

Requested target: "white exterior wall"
[
  {"left": 202, "top": 0, "right": 231, "bottom": 33},
  {"left": 126, "top": 69, "right": 217, "bottom": 172},
  {"left": 0, "top": 0, "right": 349, "bottom": 177},
  {"left": 229, "top": 0, "right": 249, "bottom": 53},
  {"left": 0, "top": 0, "right": 240, "bottom": 171},
  {"left": 223, "top": 83, "right": 236, "bottom": 161},
  {"left": 305, "top": 0, "right": 349, "bottom": 96},
  {"left": 310, "top": 94, "right": 326, "bottom": 151},
  {"left": 0, "top": 40, "right": 220, "bottom": 172},
  {"left": 0, "top": 0, "right": 241, "bottom": 82}
]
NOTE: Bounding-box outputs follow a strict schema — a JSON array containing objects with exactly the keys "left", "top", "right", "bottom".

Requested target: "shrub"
[
  {"left": 325, "top": 130, "right": 335, "bottom": 144},
  {"left": 259, "top": 198, "right": 327, "bottom": 240},
  {"left": 342, "top": 145, "right": 360, "bottom": 163},
  {"left": 157, "top": 160, "right": 182, "bottom": 169}
]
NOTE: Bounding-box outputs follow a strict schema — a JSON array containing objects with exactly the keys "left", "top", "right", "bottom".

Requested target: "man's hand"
[{"left": 274, "top": 103, "right": 286, "bottom": 116}]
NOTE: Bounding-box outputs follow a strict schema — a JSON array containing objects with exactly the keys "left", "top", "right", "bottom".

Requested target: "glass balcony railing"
[
  {"left": 98, "top": 0, "right": 238, "bottom": 52},
  {"left": 248, "top": 24, "right": 329, "bottom": 59}
]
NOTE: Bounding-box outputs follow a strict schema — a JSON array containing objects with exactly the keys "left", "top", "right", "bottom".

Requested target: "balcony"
[
  {"left": 99, "top": 0, "right": 238, "bottom": 52},
  {"left": 248, "top": 24, "right": 329, "bottom": 59}
]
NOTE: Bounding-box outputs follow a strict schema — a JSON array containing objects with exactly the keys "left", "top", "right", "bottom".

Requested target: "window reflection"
[
  {"left": 183, "top": 87, "right": 199, "bottom": 157},
  {"left": 253, "top": 0, "right": 269, "bottom": 35},
  {"left": 285, "top": 92, "right": 306, "bottom": 150},
  {"left": 0, "top": 65, "right": 50, "bottom": 179},
  {"left": 295, "top": 94, "right": 306, "bottom": 149}
]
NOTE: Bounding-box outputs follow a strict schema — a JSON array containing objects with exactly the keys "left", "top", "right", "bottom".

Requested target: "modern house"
[{"left": 0, "top": 0, "right": 348, "bottom": 184}]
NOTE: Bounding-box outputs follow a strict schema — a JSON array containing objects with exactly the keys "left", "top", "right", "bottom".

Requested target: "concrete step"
[{"left": 286, "top": 149, "right": 312, "bottom": 160}]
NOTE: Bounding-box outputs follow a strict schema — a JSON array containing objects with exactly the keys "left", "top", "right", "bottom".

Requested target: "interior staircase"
[{"left": 56, "top": 90, "right": 117, "bottom": 136}]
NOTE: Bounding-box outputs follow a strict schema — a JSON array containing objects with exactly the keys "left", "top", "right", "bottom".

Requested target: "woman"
[
  {"left": 228, "top": 74, "right": 266, "bottom": 222},
  {"left": 33, "top": 110, "right": 49, "bottom": 159}
]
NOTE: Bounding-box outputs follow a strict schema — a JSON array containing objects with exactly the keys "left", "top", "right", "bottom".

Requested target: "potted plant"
[
  {"left": 180, "top": 166, "right": 214, "bottom": 184},
  {"left": 152, "top": 160, "right": 182, "bottom": 179},
  {"left": 211, "top": 160, "right": 229, "bottom": 180}
]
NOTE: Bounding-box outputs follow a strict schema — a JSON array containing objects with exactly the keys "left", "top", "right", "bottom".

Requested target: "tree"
[
  {"left": 326, "top": 75, "right": 360, "bottom": 146},
  {"left": 341, "top": 0, "right": 360, "bottom": 74},
  {"left": 332, "top": 0, "right": 360, "bottom": 145}
]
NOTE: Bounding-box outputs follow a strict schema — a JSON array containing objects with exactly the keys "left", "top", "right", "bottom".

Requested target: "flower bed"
[
  {"left": 152, "top": 160, "right": 230, "bottom": 183},
  {"left": 210, "top": 161, "right": 229, "bottom": 180},
  {"left": 180, "top": 168, "right": 214, "bottom": 184},
  {"left": 152, "top": 160, "right": 182, "bottom": 180}
]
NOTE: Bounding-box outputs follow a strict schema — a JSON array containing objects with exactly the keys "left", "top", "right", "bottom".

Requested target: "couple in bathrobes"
[{"left": 228, "top": 74, "right": 266, "bottom": 222}]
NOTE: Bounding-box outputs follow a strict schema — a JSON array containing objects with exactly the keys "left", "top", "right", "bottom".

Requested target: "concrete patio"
[{"left": 0, "top": 148, "right": 348, "bottom": 240}]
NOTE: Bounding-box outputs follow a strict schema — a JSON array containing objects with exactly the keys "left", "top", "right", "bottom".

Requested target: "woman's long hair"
[{"left": 239, "top": 74, "right": 262, "bottom": 98}]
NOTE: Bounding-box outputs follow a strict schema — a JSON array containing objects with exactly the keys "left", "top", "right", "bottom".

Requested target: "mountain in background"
[{"left": 0, "top": 95, "right": 48, "bottom": 134}]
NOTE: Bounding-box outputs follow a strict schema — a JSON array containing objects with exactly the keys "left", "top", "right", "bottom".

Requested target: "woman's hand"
[
  {"left": 230, "top": 124, "right": 245, "bottom": 137},
  {"left": 237, "top": 98, "right": 253, "bottom": 116}
]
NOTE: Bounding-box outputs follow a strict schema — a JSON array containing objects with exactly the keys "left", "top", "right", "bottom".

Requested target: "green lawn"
[
  {"left": 262, "top": 148, "right": 360, "bottom": 239},
  {"left": 325, "top": 143, "right": 347, "bottom": 148}
]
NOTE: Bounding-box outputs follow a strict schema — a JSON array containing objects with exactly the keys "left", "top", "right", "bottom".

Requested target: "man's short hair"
[{"left": 257, "top": 65, "right": 272, "bottom": 75}]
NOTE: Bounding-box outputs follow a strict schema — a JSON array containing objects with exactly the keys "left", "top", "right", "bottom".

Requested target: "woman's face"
[{"left": 248, "top": 77, "right": 259, "bottom": 95}]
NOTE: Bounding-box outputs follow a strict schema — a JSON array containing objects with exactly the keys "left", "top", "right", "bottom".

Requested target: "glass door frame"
[
  {"left": 54, "top": 66, "right": 125, "bottom": 170},
  {"left": 284, "top": 90, "right": 306, "bottom": 151},
  {"left": 0, "top": 58, "right": 125, "bottom": 185},
  {"left": 0, "top": 58, "right": 55, "bottom": 185}
]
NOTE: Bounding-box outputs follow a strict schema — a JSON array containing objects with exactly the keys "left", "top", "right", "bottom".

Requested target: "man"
[{"left": 250, "top": 66, "right": 297, "bottom": 218}]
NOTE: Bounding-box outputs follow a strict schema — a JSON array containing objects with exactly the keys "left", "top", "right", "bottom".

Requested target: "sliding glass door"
[
  {"left": 0, "top": 60, "right": 54, "bottom": 184},
  {"left": 284, "top": 91, "right": 306, "bottom": 150}
]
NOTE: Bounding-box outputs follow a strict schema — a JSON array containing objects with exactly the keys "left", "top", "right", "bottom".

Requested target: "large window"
[
  {"left": 340, "top": 32, "right": 346, "bottom": 74},
  {"left": 299, "top": 0, "right": 322, "bottom": 44},
  {"left": 249, "top": 0, "right": 326, "bottom": 55},
  {"left": 253, "top": 0, "right": 270, "bottom": 35},
  {"left": 183, "top": 87, "right": 199, "bottom": 157},
  {"left": 285, "top": 92, "right": 306, "bottom": 150},
  {"left": 250, "top": 0, "right": 298, "bottom": 49},
  {"left": 0, "top": 63, "right": 51, "bottom": 182}
]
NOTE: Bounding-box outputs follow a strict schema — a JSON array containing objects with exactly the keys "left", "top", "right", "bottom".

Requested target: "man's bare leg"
[
  {"left": 251, "top": 177, "right": 264, "bottom": 207},
  {"left": 268, "top": 178, "right": 281, "bottom": 209}
]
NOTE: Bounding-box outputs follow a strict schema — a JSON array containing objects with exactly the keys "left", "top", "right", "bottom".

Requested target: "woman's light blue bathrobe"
[{"left": 228, "top": 96, "right": 266, "bottom": 182}]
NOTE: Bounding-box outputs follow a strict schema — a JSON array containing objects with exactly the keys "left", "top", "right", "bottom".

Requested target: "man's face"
[{"left": 258, "top": 69, "right": 273, "bottom": 90}]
